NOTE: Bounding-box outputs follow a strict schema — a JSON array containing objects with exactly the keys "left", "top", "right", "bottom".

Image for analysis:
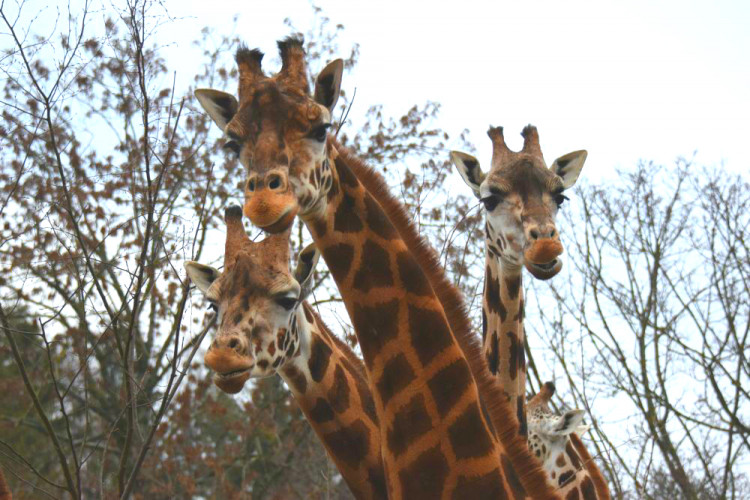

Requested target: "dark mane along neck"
[{"left": 330, "top": 138, "right": 559, "bottom": 499}]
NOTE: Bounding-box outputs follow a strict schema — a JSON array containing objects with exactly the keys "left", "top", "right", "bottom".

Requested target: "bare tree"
[{"left": 528, "top": 160, "right": 749, "bottom": 499}]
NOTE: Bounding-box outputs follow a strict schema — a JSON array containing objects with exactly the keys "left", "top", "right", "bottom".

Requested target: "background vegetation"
[{"left": 0, "top": 0, "right": 746, "bottom": 498}]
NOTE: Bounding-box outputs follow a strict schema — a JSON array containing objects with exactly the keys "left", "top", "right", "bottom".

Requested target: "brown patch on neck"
[{"left": 331, "top": 138, "right": 560, "bottom": 499}]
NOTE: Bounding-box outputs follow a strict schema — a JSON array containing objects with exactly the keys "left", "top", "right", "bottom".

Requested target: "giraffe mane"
[{"left": 330, "top": 137, "right": 560, "bottom": 500}]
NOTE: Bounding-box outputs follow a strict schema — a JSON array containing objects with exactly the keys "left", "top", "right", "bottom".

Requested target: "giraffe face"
[
  {"left": 527, "top": 382, "right": 589, "bottom": 468},
  {"left": 185, "top": 209, "right": 320, "bottom": 394},
  {"left": 450, "top": 128, "right": 586, "bottom": 280},
  {"left": 195, "top": 39, "right": 343, "bottom": 233}
]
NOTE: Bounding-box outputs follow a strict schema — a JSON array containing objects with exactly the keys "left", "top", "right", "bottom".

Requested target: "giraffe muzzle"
[
  {"left": 204, "top": 347, "right": 254, "bottom": 394},
  {"left": 243, "top": 193, "right": 299, "bottom": 234},
  {"left": 524, "top": 238, "right": 564, "bottom": 280}
]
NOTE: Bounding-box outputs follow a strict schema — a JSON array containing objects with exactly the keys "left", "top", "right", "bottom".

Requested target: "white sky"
[{"left": 167, "top": 0, "right": 750, "bottom": 182}]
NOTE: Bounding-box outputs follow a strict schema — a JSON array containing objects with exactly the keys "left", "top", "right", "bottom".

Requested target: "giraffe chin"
[
  {"left": 253, "top": 205, "right": 299, "bottom": 234},
  {"left": 525, "top": 258, "right": 563, "bottom": 280},
  {"left": 213, "top": 370, "right": 251, "bottom": 394}
]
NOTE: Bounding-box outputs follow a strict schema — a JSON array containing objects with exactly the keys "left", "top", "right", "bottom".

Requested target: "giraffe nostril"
[
  {"left": 549, "top": 228, "right": 556, "bottom": 238},
  {"left": 530, "top": 229, "right": 540, "bottom": 240},
  {"left": 228, "top": 338, "right": 239, "bottom": 350}
]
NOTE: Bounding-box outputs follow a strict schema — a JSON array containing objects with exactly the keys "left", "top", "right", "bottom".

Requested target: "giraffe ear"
[
  {"left": 294, "top": 243, "right": 321, "bottom": 301},
  {"left": 314, "top": 59, "right": 343, "bottom": 112},
  {"left": 550, "top": 150, "right": 587, "bottom": 189},
  {"left": 194, "top": 89, "right": 239, "bottom": 131},
  {"left": 552, "top": 409, "right": 586, "bottom": 436},
  {"left": 450, "top": 151, "right": 486, "bottom": 198},
  {"left": 184, "top": 261, "right": 221, "bottom": 295}
]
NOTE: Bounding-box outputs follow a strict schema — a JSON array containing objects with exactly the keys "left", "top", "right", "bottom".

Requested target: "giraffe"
[
  {"left": 194, "top": 36, "right": 561, "bottom": 499},
  {"left": 184, "top": 206, "right": 386, "bottom": 499},
  {"left": 527, "top": 382, "right": 610, "bottom": 499},
  {"left": 450, "top": 126, "right": 587, "bottom": 437},
  {"left": 451, "top": 138, "right": 611, "bottom": 499}
]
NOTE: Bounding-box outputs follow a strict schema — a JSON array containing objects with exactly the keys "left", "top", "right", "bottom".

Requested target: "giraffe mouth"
[
  {"left": 525, "top": 258, "right": 563, "bottom": 280},
  {"left": 256, "top": 205, "right": 299, "bottom": 234},
  {"left": 213, "top": 368, "right": 252, "bottom": 394}
]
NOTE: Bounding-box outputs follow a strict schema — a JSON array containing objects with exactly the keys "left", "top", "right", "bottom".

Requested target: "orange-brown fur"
[{"left": 336, "top": 140, "right": 561, "bottom": 499}]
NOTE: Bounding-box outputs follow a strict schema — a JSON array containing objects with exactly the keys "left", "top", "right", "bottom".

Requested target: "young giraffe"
[
  {"left": 451, "top": 134, "right": 611, "bottom": 498},
  {"left": 527, "top": 382, "right": 610, "bottom": 499},
  {"left": 185, "top": 206, "right": 386, "bottom": 499},
  {"left": 450, "top": 126, "right": 587, "bottom": 436},
  {"left": 195, "top": 37, "right": 560, "bottom": 499}
]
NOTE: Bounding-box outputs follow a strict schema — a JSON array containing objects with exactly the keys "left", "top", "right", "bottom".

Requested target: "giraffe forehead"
[
  {"left": 231, "top": 82, "right": 319, "bottom": 141},
  {"left": 485, "top": 158, "right": 560, "bottom": 197}
]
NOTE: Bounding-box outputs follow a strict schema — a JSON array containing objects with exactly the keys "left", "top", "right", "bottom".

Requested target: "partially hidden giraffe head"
[
  {"left": 527, "top": 381, "right": 590, "bottom": 466},
  {"left": 184, "top": 205, "right": 321, "bottom": 394},
  {"left": 194, "top": 36, "right": 343, "bottom": 233},
  {"left": 450, "top": 126, "right": 587, "bottom": 279}
]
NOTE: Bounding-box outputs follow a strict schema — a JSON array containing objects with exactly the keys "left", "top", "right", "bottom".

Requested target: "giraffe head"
[
  {"left": 184, "top": 205, "right": 321, "bottom": 394},
  {"left": 194, "top": 36, "right": 343, "bottom": 233},
  {"left": 451, "top": 126, "right": 586, "bottom": 279},
  {"left": 527, "top": 382, "right": 589, "bottom": 468}
]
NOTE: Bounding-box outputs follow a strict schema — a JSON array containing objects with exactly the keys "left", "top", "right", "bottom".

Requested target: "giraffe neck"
[
  {"left": 482, "top": 249, "right": 528, "bottom": 435},
  {"left": 528, "top": 431, "right": 608, "bottom": 499},
  {"left": 279, "top": 302, "right": 386, "bottom": 499},
  {"left": 301, "top": 141, "right": 560, "bottom": 500}
]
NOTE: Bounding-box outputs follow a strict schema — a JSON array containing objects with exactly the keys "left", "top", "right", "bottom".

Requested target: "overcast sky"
[{"left": 165, "top": 0, "right": 749, "bottom": 182}]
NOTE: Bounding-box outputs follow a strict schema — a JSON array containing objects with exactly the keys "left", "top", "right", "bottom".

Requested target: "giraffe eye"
[
  {"left": 275, "top": 296, "right": 297, "bottom": 311},
  {"left": 223, "top": 140, "right": 241, "bottom": 157},
  {"left": 554, "top": 193, "right": 569, "bottom": 207},
  {"left": 481, "top": 194, "right": 502, "bottom": 211},
  {"left": 309, "top": 123, "right": 331, "bottom": 142}
]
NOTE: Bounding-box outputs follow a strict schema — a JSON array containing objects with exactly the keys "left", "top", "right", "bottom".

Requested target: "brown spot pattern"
[
  {"left": 505, "top": 275, "right": 521, "bottom": 300},
  {"left": 364, "top": 193, "right": 398, "bottom": 240},
  {"left": 397, "top": 251, "right": 432, "bottom": 296},
  {"left": 398, "top": 446, "right": 449, "bottom": 499},
  {"left": 501, "top": 454, "right": 527, "bottom": 500},
  {"left": 386, "top": 394, "right": 432, "bottom": 457},
  {"left": 427, "top": 359, "right": 472, "bottom": 417},
  {"left": 353, "top": 240, "right": 394, "bottom": 292},
  {"left": 566, "top": 441, "right": 583, "bottom": 469},
  {"left": 453, "top": 469, "right": 507, "bottom": 500},
  {"left": 352, "top": 299, "right": 400, "bottom": 368},
  {"left": 308, "top": 336, "right": 332, "bottom": 383},
  {"left": 559, "top": 470, "right": 575, "bottom": 487},
  {"left": 324, "top": 243, "right": 354, "bottom": 282},
  {"left": 282, "top": 365, "right": 307, "bottom": 394},
  {"left": 448, "top": 405, "right": 495, "bottom": 459},
  {"left": 376, "top": 354, "right": 416, "bottom": 406},
  {"left": 407, "top": 304, "right": 454, "bottom": 366},
  {"left": 334, "top": 192, "right": 364, "bottom": 233},
  {"left": 507, "top": 331, "right": 520, "bottom": 380},
  {"left": 309, "top": 397, "right": 335, "bottom": 423},
  {"left": 327, "top": 365, "right": 350, "bottom": 413},
  {"left": 322, "top": 419, "right": 370, "bottom": 464},
  {"left": 581, "top": 476, "right": 597, "bottom": 500},
  {"left": 487, "top": 331, "right": 499, "bottom": 375}
]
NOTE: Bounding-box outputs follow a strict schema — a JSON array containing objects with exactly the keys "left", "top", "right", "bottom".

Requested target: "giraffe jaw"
[
  {"left": 213, "top": 368, "right": 252, "bottom": 394},
  {"left": 525, "top": 258, "right": 563, "bottom": 280},
  {"left": 255, "top": 205, "right": 299, "bottom": 234}
]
